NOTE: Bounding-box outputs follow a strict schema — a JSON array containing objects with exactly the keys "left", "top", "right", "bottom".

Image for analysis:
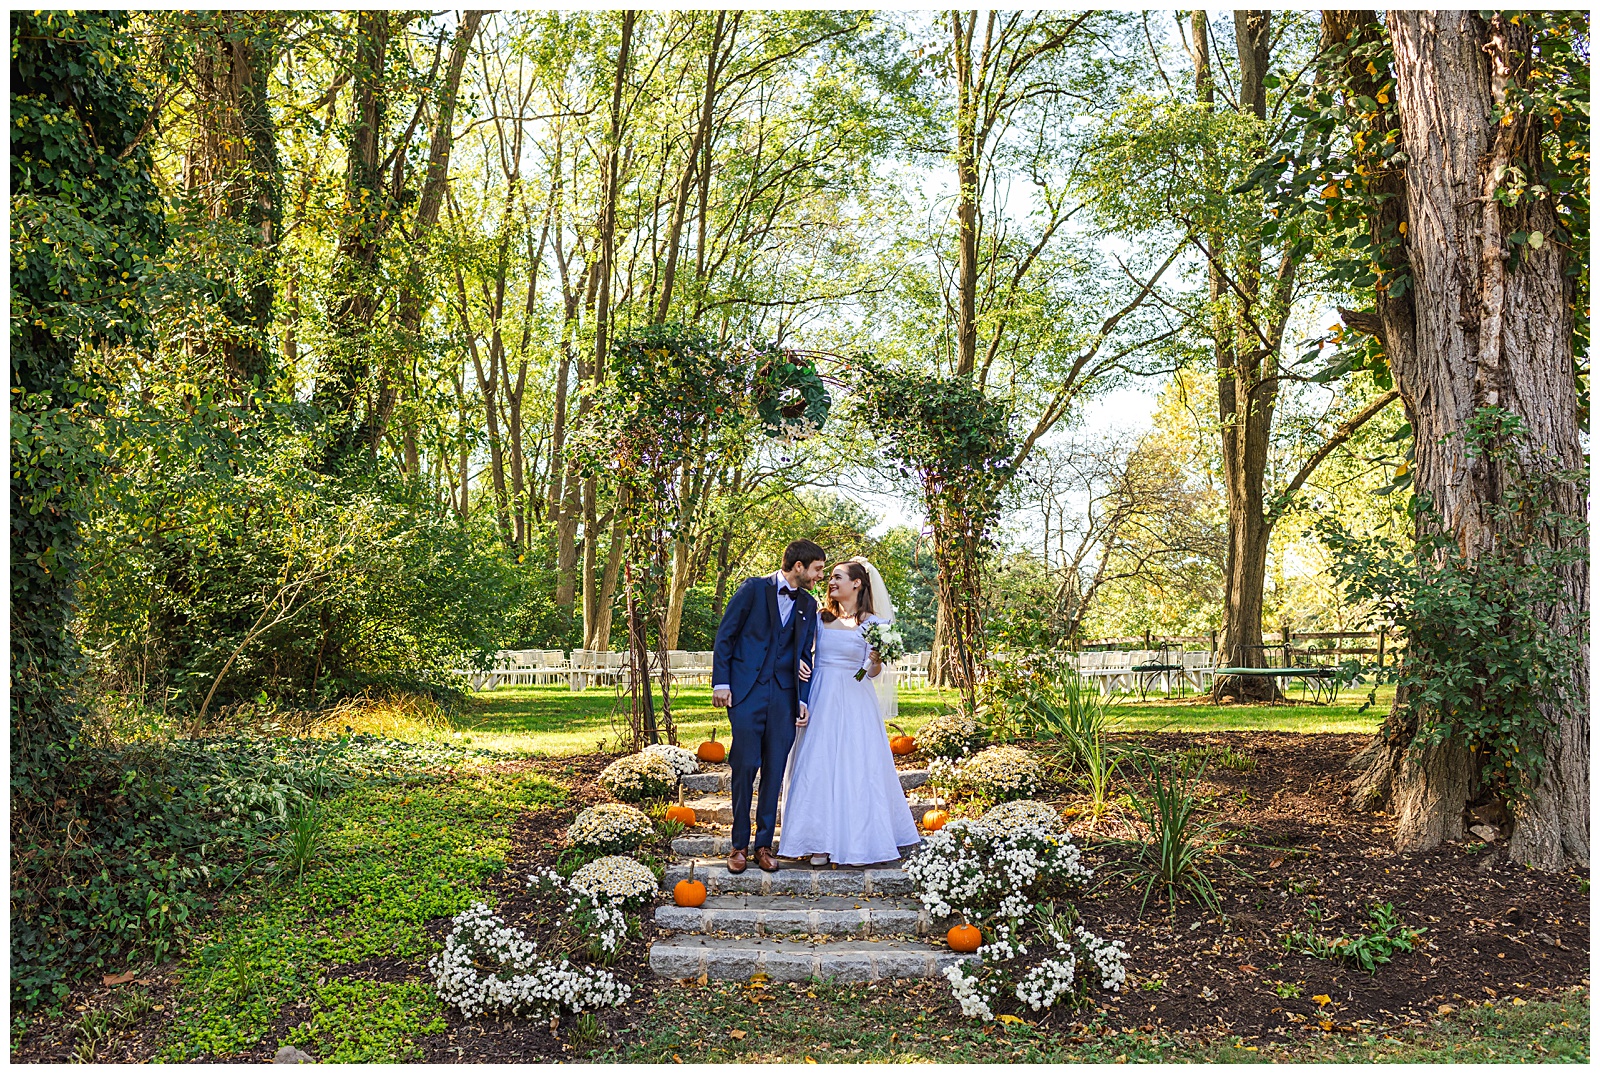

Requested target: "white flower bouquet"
[
  {"left": 642, "top": 742, "right": 699, "bottom": 779},
  {"left": 599, "top": 751, "right": 677, "bottom": 803},
  {"left": 857, "top": 621, "right": 905, "bottom": 680},
  {"left": 566, "top": 803, "right": 655, "bottom": 855}
]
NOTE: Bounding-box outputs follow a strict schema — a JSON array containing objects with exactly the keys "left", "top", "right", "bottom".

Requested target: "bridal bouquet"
[{"left": 857, "top": 621, "right": 904, "bottom": 680}]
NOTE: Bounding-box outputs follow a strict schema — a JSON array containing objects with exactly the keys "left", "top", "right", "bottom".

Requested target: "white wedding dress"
[{"left": 780, "top": 618, "right": 920, "bottom": 865}]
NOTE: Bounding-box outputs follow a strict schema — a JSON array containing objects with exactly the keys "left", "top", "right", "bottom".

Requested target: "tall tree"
[
  {"left": 182, "top": 11, "right": 284, "bottom": 391},
  {"left": 1324, "top": 11, "right": 1588, "bottom": 869}
]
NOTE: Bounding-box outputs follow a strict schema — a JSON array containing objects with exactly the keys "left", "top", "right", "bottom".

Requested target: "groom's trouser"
[{"left": 728, "top": 677, "right": 797, "bottom": 851}]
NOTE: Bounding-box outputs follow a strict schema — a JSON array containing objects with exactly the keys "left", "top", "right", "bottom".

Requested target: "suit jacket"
[{"left": 712, "top": 575, "right": 817, "bottom": 709}]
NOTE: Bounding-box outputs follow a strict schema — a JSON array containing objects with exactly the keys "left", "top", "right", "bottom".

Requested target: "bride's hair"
[{"left": 819, "top": 561, "right": 874, "bottom": 623}]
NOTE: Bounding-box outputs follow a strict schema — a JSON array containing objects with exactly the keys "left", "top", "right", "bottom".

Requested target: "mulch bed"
[
  {"left": 1074, "top": 731, "right": 1590, "bottom": 1041},
  {"left": 12, "top": 733, "right": 1589, "bottom": 1061}
]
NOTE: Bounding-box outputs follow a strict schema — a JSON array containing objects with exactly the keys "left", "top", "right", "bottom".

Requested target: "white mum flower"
[
  {"left": 570, "top": 855, "right": 659, "bottom": 908},
  {"left": 642, "top": 743, "right": 699, "bottom": 779},
  {"left": 567, "top": 802, "right": 656, "bottom": 854},
  {"left": 599, "top": 752, "right": 678, "bottom": 802}
]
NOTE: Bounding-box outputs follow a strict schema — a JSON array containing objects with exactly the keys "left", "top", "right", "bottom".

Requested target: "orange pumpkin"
[
  {"left": 922, "top": 808, "right": 950, "bottom": 832},
  {"left": 673, "top": 861, "right": 707, "bottom": 907},
  {"left": 947, "top": 923, "right": 983, "bottom": 953},
  {"left": 697, "top": 728, "right": 727, "bottom": 764},
  {"left": 665, "top": 787, "right": 697, "bottom": 826},
  {"left": 887, "top": 722, "right": 916, "bottom": 756}
]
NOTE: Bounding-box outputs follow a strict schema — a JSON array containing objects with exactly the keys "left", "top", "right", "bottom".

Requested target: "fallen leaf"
[
  {"left": 696, "top": 972, "right": 708, "bottom": 987},
  {"left": 748, "top": 972, "right": 771, "bottom": 987},
  {"left": 1313, "top": 994, "right": 1332, "bottom": 1006},
  {"left": 1238, "top": 964, "right": 1258, "bottom": 974},
  {"left": 1319, "top": 1021, "right": 1334, "bottom": 1032},
  {"left": 729, "top": 1030, "right": 747, "bottom": 1040},
  {"left": 102, "top": 970, "right": 136, "bottom": 986},
  {"left": 996, "top": 1014, "right": 1026, "bottom": 1026},
  {"left": 804, "top": 1058, "right": 817, "bottom": 1065},
  {"left": 1269, "top": 858, "right": 1285, "bottom": 869},
  {"left": 1512, "top": 997, "right": 1527, "bottom": 1006},
  {"left": 1438, "top": 1004, "right": 1457, "bottom": 1015}
]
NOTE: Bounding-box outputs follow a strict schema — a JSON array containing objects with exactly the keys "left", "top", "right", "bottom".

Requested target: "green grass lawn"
[{"left": 436, "top": 683, "right": 1390, "bottom": 756}]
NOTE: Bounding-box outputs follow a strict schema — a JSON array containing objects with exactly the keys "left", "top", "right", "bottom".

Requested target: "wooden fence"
[{"left": 1076, "top": 626, "right": 1397, "bottom": 668}]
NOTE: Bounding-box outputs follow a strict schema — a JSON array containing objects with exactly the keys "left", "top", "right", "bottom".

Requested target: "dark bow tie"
[{"left": 778, "top": 585, "right": 796, "bottom": 597}]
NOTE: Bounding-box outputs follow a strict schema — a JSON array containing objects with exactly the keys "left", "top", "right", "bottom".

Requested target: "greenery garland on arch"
[
  {"left": 750, "top": 347, "right": 832, "bottom": 440},
  {"left": 852, "top": 359, "right": 1014, "bottom": 710},
  {"left": 572, "top": 325, "right": 829, "bottom": 745}
]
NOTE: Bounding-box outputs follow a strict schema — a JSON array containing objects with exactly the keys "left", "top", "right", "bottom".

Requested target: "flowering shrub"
[
  {"left": 569, "top": 855, "right": 659, "bottom": 909},
  {"left": 566, "top": 803, "right": 655, "bottom": 856},
  {"left": 599, "top": 752, "right": 677, "bottom": 802},
  {"left": 906, "top": 820, "right": 1124, "bottom": 1021},
  {"left": 427, "top": 903, "right": 630, "bottom": 1020},
  {"left": 528, "top": 867, "right": 641, "bottom": 965},
  {"left": 978, "top": 798, "right": 1063, "bottom": 833},
  {"left": 917, "top": 708, "right": 983, "bottom": 760},
  {"left": 927, "top": 745, "right": 1043, "bottom": 804},
  {"left": 642, "top": 743, "right": 699, "bottom": 779}
]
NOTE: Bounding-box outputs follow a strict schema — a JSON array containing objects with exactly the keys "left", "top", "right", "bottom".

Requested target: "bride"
[{"left": 780, "top": 558, "right": 920, "bottom": 866}]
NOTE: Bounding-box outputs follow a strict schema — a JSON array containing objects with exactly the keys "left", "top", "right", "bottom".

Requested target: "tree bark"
[
  {"left": 185, "top": 12, "right": 283, "bottom": 394},
  {"left": 317, "top": 11, "right": 391, "bottom": 463},
  {"left": 1340, "top": 11, "right": 1587, "bottom": 869}
]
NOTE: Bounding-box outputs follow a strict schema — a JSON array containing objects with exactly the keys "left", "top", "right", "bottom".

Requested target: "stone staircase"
[{"left": 648, "top": 765, "right": 975, "bottom": 983}]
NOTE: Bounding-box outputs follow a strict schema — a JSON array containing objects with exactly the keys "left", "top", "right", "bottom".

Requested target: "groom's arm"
[{"left": 711, "top": 580, "right": 755, "bottom": 705}]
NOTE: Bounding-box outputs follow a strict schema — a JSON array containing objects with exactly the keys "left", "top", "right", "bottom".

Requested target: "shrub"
[
  {"left": 977, "top": 799, "right": 1063, "bottom": 833},
  {"left": 641, "top": 743, "right": 699, "bottom": 779},
  {"left": 598, "top": 752, "right": 677, "bottom": 803},
  {"left": 916, "top": 709, "right": 984, "bottom": 761},
  {"left": 428, "top": 903, "right": 630, "bottom": 1020},
  {"left": 566, "top": 803, "right": 655, "bottom": 856},
  {"left": 905, "top": 821, "right": 1124, "bottom": 1021},
  {"left": 568, "top": 855, "right": 659, "bottom": 910},
  {"left": 929, "top": 745, "right": 1043, "bottom": 804}
]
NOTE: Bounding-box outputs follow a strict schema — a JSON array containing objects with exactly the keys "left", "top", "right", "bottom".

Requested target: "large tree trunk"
[
  {"left": 1342, "top": 11, "right": 1587, "bottom": 869},
  {"left": 1196, "top": 11, "right": 1289, "bottom": 703},
  {"left": 186, "top": 13, "right": 282, "bottom": 393},
  {"left": 317, "top": 11, "right": 390, "bottom": 463}
]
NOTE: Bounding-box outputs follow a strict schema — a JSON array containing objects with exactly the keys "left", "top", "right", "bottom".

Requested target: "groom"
[{"left": 711, "top": 539, "right": 827, "bottom": 873}]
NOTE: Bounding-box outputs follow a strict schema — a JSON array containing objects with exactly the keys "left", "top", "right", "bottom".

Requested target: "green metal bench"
[{"left": 1213, "top": 666, "right": 1342, "bottom": 705}]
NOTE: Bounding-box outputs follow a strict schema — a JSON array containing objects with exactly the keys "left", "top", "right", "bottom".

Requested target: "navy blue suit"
[{"left": 712, "top": 574, "right": 817, "bottom": 850}]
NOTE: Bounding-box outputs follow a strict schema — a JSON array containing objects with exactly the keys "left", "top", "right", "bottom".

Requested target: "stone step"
[
  {"left": 680, "top": 767, "right": 928, "bottom": 795},
  {"left": 683, "top": 794, "right": 940, "bottom": 829},
  {"left": 664, "top": 857, "right": 913, "bottom": 896},
  {"left": 672, "top": 832, "right": 927, "bottom": 858},
  {"left": 655, "top": 894, "right": 931, "bottom": 937},
  {"left": 649, "top": 935, "right": 974, "bottom": 982}
]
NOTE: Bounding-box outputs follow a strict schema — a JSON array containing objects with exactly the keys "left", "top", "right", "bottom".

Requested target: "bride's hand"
[{"left": 867, "top": 651, "right": 883, "bottom": 678}]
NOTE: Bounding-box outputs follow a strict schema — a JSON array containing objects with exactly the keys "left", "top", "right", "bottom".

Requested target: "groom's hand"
[
  {"left": 712, "top": 687, "right": 732, "bottom": 708},
  {"left": 798, "top": 660, "right": 812, "bottom": 682},
  {"left": 796, "top": 702, "right": 809, "bottom": 727}
]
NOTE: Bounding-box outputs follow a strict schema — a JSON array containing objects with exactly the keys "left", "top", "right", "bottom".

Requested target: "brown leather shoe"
[
  {"left": 727, "top": 847, "right": 748, "bottom": 874},
  {"left": 756, "top": 846, "right": 779, "bottom": 872}
]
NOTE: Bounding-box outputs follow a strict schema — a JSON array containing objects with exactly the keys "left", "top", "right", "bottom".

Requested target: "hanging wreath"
[{"left": 751, "top": 347, "right": 831, "bottom": 439}]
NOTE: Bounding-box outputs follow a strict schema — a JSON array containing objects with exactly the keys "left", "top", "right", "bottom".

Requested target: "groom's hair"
[{"left": 782, "top": 539, "right": 826, "bottom": 571}]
